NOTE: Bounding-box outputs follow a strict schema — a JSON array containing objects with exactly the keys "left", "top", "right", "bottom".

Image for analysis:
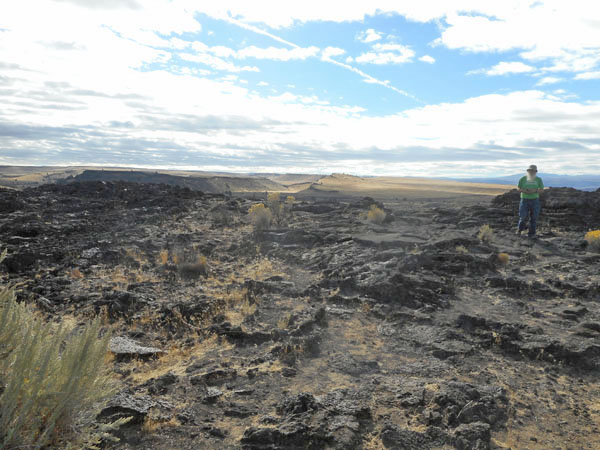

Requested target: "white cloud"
[
  {"left": 355, "top": 43, "right": 415, "bottom": 65},
  {"left": 473, "top": 61, "right": 536, "bottom": 76},
  {"left": 189, "top": 2, "right": 600, "bottom": 79},
  {"left": 575, "top": 71, "right": 600, "bottom": 80},
  {"left": 236, "top": 45, "right": 319, "bottom": 61},
  {"left": 180, "top": 52, "right": 259, "bottom": 72},
  {"left": 536, "top": 76, "right": 563, "bottom": 86},
  {"left": 357, "top": 28, "right": 382, "bottom": 43},
  {"left": 190, "top": 41, "right": 320, "bottom": 63},
  {"left": 419, "top": 55, "right": 435, "bottom": 64},
  {"left": 321, "top": 47, "right": 346, "bottom": 59}
]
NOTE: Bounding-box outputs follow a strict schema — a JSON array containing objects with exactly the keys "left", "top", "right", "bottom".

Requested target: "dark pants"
[{"left": 518, "top": 198, "right": 541, "bottom": 237}]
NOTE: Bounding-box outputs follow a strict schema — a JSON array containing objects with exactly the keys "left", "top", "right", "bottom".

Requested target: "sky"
[{"left": 1, "top": 0, "right": 600, "bottom": 177}]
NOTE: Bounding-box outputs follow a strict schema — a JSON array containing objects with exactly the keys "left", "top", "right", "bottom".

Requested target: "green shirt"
[{"left": 518, "top": 176, "right": 544, "bottom": 199}]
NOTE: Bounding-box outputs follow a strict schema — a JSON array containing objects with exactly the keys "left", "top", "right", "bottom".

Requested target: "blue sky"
[{"left": 1, "top": 1, "right": 600, "bottom": 176}]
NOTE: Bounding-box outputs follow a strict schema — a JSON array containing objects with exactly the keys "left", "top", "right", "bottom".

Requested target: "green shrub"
[{"left": 0, "top": 250, "right": 128, "bottom": 449}]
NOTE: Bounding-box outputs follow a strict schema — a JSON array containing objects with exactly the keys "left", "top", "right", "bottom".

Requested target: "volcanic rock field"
[{"left": 1, "top": 181, "right": 600, "bottom": 450}]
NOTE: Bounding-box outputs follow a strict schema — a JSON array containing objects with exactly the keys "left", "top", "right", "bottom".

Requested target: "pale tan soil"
[{"left": 298, "top": 173, "right": 513, "bottom": 199}]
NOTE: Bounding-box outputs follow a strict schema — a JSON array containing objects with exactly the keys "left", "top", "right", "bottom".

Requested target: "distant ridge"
[
  {"left": 453, "top": 174, "right": 600, "bottom": 191},
  {"left": 61, "top": 169, "right": 287, "bottom": 193}
]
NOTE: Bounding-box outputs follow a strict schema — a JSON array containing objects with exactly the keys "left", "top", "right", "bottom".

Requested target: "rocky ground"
[{"left": 1, "top": 181, "right": 600, "bottom": 450}]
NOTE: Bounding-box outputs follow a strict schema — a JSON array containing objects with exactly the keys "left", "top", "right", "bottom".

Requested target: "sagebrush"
[
  {"left": 0, "top": 250, "right": 128, "bottom": 449},
  {"left": 267, "top": 192, "right": 283, "bottom": 224},
  {"left": 248, "top": 203, "right": 273, "bottom": 231},
  {"left": 367, "top": 204, "right": 386, "bottom": 225}
]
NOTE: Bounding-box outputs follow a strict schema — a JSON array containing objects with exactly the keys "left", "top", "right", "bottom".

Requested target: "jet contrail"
[
  {"left": 225, "top": 15, "right": 421, "bottom": 103},
  {"left": 226, "top": 16, "right": 300, "bottom": 49},
  {"left": 322, "top": 56, "right": 421, "bottom": 102}
]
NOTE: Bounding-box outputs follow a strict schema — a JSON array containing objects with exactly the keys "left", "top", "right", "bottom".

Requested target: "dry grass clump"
[
  {"left": 240, "top": 298, "right": 257, "bottom": 317},
  {"left": 584, "top": 230, "right": 600, "bottom": 251},
  {"left": 69, "top": 267, "right": 84, "bottom": 279},
  {"left": 455, "top": 245, "right": 469, "bottom": 254},
  {"left": 178, "top": 254, "right": 208, "bottom": 280},
  {"left": 0, "top": 251, "right": 128, "bottom": 448},
  {"left": 248, "top": 203, "right": 272, "bottom": 232},
  {"left": 497, "top": 252, "right": 510, "bottom": 265},
  {"left": 367, "top": 204, "right": 386, "bottom": 225},
  {"left": 158, "top": 249, "right": 169, "bottom": 265},
  {"left": 478, "top": 224, "right": 494, "bottom": 242},
  {"left": 277, "top": 312, "right": 294, "bottom": 329}
]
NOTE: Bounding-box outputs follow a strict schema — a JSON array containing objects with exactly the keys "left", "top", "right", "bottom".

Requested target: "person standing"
[{"left": 516, "top": 165, "right": 544, "bottom": 238}]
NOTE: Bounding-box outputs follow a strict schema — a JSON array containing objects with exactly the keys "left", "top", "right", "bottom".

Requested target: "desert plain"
[{"left": 1, "top": 167, "right": 599, "bottom": 449}]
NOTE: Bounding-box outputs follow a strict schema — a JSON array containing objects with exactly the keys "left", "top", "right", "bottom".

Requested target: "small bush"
[
  {"left": 248, "top": 203, "right": 272, "bottom": 232},
  {"left": 284, "top": 196, "right": 295, "bottom": 217},
  {"left": 212, "top": 209, "right": 233, "bottom": 227},
  {"left": 478, "top": 224, "right": 494, "bottom": 242},
  {"left": 267, "top": 192, "right": 283, "bottom": 224},
  {"left": 0, "top": 251, "right": 128, "bottom": 448},
  {"left": 367, "top": 205, "right": 386, "bottom": 225},
  {"left": 455, "top": 245, "right": 469, "bottom": 254},
  {"left": 585, "top": 230, "right": 600, "bottom": 251},
  {"left": 497, "top": 252, "right": 510, "bottom": 265},
  {"left": 178, "top": 254, "right": 208, "bottom": 279}
]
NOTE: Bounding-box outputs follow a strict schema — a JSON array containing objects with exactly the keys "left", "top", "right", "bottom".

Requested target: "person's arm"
[{"left": 537, "top": 178, "right": 544, "bottom": 194}]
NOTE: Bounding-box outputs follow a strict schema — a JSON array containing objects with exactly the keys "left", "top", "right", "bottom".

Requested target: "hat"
[{"left": 527, "top": 164, "right": 538, "bottom": 172}]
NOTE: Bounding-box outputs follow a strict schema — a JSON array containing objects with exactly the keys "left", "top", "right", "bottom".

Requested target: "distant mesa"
[{"left": 61, "top": 169, "right": 287, "bottom": 194}]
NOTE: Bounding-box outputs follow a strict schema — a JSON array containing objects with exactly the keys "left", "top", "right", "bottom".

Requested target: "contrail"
[
  {"left": 322, "top": 56, "right": 422, "bottom": 102},
  {"left": 225, "top": 15, "right": 421, "bottom": 103},
  {"left": 226, "top": 17, "right": 300, "bottom": 49}
]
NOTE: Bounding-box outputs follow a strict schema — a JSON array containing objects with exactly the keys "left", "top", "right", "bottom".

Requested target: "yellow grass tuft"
[
  {"left": 497, "top": 252, "right": 510, "bottom": 265},
  {"left": 478, "top": 224, "right": 494, "bottom": 242},
  {"left": 142, "top": 415, "right": 162, "bottom": 434},
  {"left": 277, "top": 312, "right": 294, "bottom": 329},
  {"left": 158, "top": 249, "right": 169, "bottom": 265}
]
